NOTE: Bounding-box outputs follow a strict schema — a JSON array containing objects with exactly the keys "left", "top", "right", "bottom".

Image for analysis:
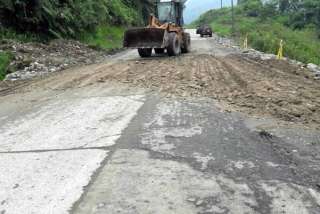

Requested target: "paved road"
[{"left": 0, "top": 30, "right": 320, "bottom": 214}]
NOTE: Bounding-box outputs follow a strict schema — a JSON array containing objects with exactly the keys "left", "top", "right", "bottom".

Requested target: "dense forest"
[
  {"left": 0, "top": 0, "right": 153, "bottom": 39},
  {"left": 193, "top": 0, "right": 320, "bottom": 65}
]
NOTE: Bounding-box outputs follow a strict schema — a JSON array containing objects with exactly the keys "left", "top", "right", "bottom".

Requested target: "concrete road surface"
[{"left": 0, "top": 30, "right": 320, "bottom": 214}]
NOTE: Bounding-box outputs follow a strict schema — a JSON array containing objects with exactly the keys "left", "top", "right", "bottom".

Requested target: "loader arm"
[{"left": 148, "top": 15, "right": 181, "bottom": 33}]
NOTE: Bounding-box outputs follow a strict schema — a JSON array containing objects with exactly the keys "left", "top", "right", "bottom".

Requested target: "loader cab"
[{"left": 157, "top": 1, "right": 184, "bottom": 26}]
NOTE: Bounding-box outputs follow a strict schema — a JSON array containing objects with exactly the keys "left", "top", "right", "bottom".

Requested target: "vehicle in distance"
[{"left": 196, "top": 25, "right": 213, "bottom": 37}]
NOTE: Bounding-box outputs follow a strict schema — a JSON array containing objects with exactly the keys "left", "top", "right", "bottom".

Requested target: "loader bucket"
[{"left": 123, "top": 28, "right": 167, "bottom": 48}]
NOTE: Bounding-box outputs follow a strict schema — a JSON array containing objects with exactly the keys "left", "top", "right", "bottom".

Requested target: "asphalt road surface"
[{"left": 0, "top": 30, "right": 320, "bottom": 214}]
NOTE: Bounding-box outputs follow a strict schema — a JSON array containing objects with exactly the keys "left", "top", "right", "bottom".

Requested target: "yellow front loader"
[{"left": 123, "top": 0, "right": 190, "bottom": 57}]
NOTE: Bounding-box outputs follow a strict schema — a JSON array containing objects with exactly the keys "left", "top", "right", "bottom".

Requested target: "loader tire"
[
  {"left": 167, "top": 33, "right": 181, "bottom": 56},
  {"left": 181, "top": 33, "right": 191, "bottom": 53},
  {"left": 138, "top": 48, "right": 152, "bottom": 58},
  {"left": 154, "top": 48, "right": 165, "bottom": 54}
]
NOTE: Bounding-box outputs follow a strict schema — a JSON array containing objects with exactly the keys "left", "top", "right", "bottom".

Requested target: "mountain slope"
[{"left": 192, "top": 2, "right": 320, "bottom": 65}]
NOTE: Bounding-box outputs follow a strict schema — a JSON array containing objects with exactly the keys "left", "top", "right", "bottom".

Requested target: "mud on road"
[
  {"left": 2, "top": 47, "right": 319, "bottom": 129},
  {"left": 95, "top": 53, "right": 320, "bottom": 129},
  {"left": 1, "top": 31, "right": 320, "bottom": 214}
]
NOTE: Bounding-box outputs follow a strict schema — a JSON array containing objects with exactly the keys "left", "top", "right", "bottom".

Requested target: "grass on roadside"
[
  {"left": 78, "top": 26, "right": 125, "bottom": 50},
  {"left": 0, "top": 52, "right": 13, "bottom": 80},
  {"left": 1, "top": 25, "right": 125, "bottom": 51},
  {"left": 0, "top": 27, "right": 42, "bottom": 43}
]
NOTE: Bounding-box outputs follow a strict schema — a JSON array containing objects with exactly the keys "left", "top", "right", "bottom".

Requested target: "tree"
[
  {"left": 240, "top": 0, "right": 263, "bottom": 17},
  {"left": 279, "top": 0, "right": 290, "bottom": 13},
  {"left": 0, "top": 0, "right": 153, "bottom": 38}
]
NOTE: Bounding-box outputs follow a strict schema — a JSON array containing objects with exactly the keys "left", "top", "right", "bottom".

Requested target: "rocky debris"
[
  {"left": 187, "top": 197, "right": 197, "bottom": 203},
  {"left": 0, "top": 39, "right": 113, "bottom": 81},
  {"left": 240, "top": 50, "right": 320, "bottom": 80},
  {"left": 214, "top": 36, "right": 237, "bottom": 49},
  {"left": 307, "top": 63, "right": 319, "bottom": 72},
  {"left": 97, "top": 202, "right": 106, "bottom": 208},
  {"left": 213, "top": 35, "right": 278, "bottom": 61},
  {"left": 307, "top": 63, "right": 320, "bottom": 77},
  {"left": 195, "top": 199, "right": 204, "bottom": 206},
  {"left": 241, "top": 48, "right": 278, "bottom": 61},
  {"left": 213, "top": 35, "right": 320, "bottom": 80}
]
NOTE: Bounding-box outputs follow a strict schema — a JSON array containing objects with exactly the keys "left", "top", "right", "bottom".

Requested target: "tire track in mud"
[
  {"left": 3, "top": 53, "right": 319, "bottom": 128},
  {"left": 222, "top": 61, "right": 248, "bottom": 88},
  {"left": 96, "top": 54, "right": 320, "bottom": 128},
  {"left": 226, "top": 55, "right": 320, "bottom": 123},
  {"left": 0, "top": 81, "right": 31, "bottom": 96}
]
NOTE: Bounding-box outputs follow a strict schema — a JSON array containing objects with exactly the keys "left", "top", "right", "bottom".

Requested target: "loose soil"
[
  {"left": 98, "top": 54, "right": 320, "bottom": 128},
  {"left": 1, "top": 52, "right": 319, "bottom": 129}
]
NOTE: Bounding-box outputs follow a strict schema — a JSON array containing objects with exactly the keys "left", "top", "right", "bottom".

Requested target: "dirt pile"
[
  {"left": 0, "top": 39, "right": 111, "bottom": 80},
  {"left": 100, "top": 54, "right": 320, "bottom": 127}
]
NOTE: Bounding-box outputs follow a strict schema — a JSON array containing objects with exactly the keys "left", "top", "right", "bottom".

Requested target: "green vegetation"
[
  {"left": 0, "top": 52, "right": 12, "bottom": 80},
  {"left": 0, "top": 0, "right": 153, "bottom": 47},
  {"left": 192, "top": 0, "right": 320, "bottom": 65},
  {"left": 0, "top": 0, "right": 155, "bottom": 80},
  {"left": 0, "top": 0, "right": 152, "bottom": 38},
  {"left": 79, "top": 26, "right": 125, "bottom": 50},
  {"left": 0, "top": 28, "right": 41, "bottom": 43}
]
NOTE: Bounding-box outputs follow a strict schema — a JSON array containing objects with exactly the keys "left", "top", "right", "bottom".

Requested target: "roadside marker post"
[
  {"left": 277, "top": 40, "right": 284, "bottom": 60},
  {"left": 243, "top": 34, "right": 248, "bottom": 49},
  {"left": 231, "top": 0, "right": 235, "bottom": 35}
]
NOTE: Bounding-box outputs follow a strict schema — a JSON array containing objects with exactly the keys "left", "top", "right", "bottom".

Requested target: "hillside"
[
  {"left": 0, "top": 0, "right": 153, "bottom": 80},
  {"left": 191, "top": 0, "right": 320, "bottom": 65},
  {"left": 0, "top": 0, "right": 153, "bottom": 45}
]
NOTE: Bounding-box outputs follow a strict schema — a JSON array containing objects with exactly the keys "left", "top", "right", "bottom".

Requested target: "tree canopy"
[
  {"left": 0, "top": 0, "right": 153, "bottom": 38},
  {"left": 239, "top": 0, "right": 320, "bottom": 36},
  {"left": 239, "top": 0, "right": 320, "bottom": 31}
]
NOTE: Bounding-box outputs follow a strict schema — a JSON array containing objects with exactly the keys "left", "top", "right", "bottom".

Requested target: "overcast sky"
[{"left": 184, "top": 0, "right": 233, "bottom": 24}]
